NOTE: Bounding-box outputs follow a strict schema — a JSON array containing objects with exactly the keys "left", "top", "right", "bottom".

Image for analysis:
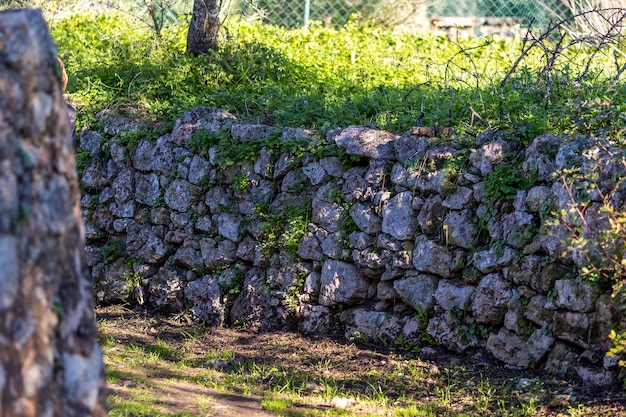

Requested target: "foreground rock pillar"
[{"left": 0, "top": 9, "right": 108, "bottom": 417}]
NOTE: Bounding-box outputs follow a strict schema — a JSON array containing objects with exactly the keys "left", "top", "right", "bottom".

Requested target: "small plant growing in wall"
[
  {"left": 441, "top": 150, "right": 470, "bottom": 195},
  {"left": 74, "top": 148, "right": 91, "bottom": 174},
  {"left": 189, "top": 129, "right": 222, "bottom": 158},
  {"left": 283, "top": 271, "right": 307, "bottom": 311},
  {"left": 328, "top": 181, "right": 344, "bottom": 205},
  {"left": 482, "top": 160, "right": 538, "bottom": 213},
  {"left": 516, "top": 318, "right": 536, "bottom": 338},
  {"left": 281, "top": 215, "right": 309, "bottom": 255},
  {"left": 254, "top": 201, "right": 311, "bottom": 257},
  {"left": 338, "top": 215, "right": 359, "bottom": 248},
  {"left": 232, "top": 173, "right": 250, "bottom": 193},
  {"left": 608, "top": 330, "right": 626, "bottom": 368},
  {"left": 122, "top": 272, "right": 142, "bottom": 298},
  {"left": 101, "top": 238, "right": 127, "bottom": 262},
  {"left": 376, "top": 334, "right": 423, "bottom": 356},
  {"left": 186, "top": 208, "right": 199, "bottom": 223},
  {"left": 450, "top": 305, "right": 492, "bottom": 345},
  {"left": 413, "top": 305, "right": 436, "bottom": 346},
  {"left": 216, "top": 264, "right": 246, "bottom": 297}
]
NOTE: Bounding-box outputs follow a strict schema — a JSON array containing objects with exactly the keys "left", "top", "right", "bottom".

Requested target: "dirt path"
[{"left": 109, "top": 378, "right": 275, "bottom": 416}]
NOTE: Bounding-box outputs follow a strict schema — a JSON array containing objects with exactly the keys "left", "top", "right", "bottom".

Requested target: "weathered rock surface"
[
  {"left": 319, "top": 260, "right": 369, "bottom": 306},
  {"left": 341, "top": 307, "right": 423, "bottom": 343},
  {"left": 393, "top": 273, "right": 439, "bottom": 313},
  {"left": 184, "top": 276, "right": 225, "bottom": 326},
  {"left": 471, "top": 273, "right": 513, "bottom": 325},
  {"left": 0, "top": 9, "right": 107, "bottom": 416},
  {"left": 487, "top": 328, "right": 555, "bottom": 368},
  {"left": 331, "top": 125, "right": 397, "bottom": 159}
]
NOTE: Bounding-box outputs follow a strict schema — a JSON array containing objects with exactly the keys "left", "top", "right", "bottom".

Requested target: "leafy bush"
[
  {"left": 554, "top": 143, "right": 626, "bottom": 372},
  {"left": 254, "top": 201, "right": 312, "bottom": 257},
  {"left": 483, "top": 160, "right": 538, "bottom": 207},
  {"left": 101, "top": 238, "right": 127, "bottom": 262}
]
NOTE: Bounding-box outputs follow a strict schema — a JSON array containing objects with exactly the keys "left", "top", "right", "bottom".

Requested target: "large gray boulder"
[
  {"left": 393, "top": 272, "right": 439, "bottom": 313},
  {"left": 319, "top": 260, "right": 369, "bottom": 306},
  {"left": 330, "top": 125, "right": 397, "bottom": 159},
  {"left": 487, "top": 328, "right": 555, "bottom": 368},
  {"left": 382, "top": 191, "right": 415, "bottom": 240},
  {"left": 471, "top": 273, "right": 513, "bottom": 325},
  {"left": 185, "top": 276, "right": 226, "bottom": 326},
  {"left": 412, "top": 235, "right": 465, "bottom": 278}
]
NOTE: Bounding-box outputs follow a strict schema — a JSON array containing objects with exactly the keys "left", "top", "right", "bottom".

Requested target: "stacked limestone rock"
[{"left": 82, "top": 107, "right": 624, "bottom": 386}]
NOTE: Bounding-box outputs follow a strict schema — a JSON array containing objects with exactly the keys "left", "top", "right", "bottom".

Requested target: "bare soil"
[{"left": 97, "top": 305, "right": 626, "bottom": 416}]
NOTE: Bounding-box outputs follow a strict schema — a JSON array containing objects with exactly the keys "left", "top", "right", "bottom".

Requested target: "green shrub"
[
  {"left": 101, "top": 238, "right": 126, "bottom": 262},
  {"left": 254, "top": 201, "right": 311, "bottom": 256},
  {"left": 555, "top": 152, "right": 626, "bottom": 374},
  {"left": 74, "top": 148, "right": 90, "bottom": 174}
]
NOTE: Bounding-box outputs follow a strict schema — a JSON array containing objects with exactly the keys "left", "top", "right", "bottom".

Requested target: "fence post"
[{"left": 304, "top": 0, "right": 311, "bottom": 28}]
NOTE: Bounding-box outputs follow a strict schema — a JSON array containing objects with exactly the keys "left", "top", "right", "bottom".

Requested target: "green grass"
[
  {"left": 108, "top": 393, "right": 199, "bottom": 417},
  {"left": 104, "top": 342, "right": 503, "bottom": 416},
  {"left": 51, "top": 12, "right": 626, "bottom": 146}
]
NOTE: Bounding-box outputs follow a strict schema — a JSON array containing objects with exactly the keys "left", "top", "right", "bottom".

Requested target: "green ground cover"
[{"left": 51, "top": 12, "right": 626, "bottom": 143}]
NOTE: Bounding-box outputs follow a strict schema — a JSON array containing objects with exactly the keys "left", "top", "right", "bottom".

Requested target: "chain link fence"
[
  {"left": 428, "top": 0, "right": 566, "bottom": 23},
  {"left": 228, "top": 0, "right": 577, "bottom": 33},
  {"left": 230, "top": 0, "right": 426, "bottom": 29},
  {"left": 12, "top": 1, "right": 619, "bottom": 37}
]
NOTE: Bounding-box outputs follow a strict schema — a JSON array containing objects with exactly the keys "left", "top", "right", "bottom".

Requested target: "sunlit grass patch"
[
  {"left": 108, "top": 392, "right": 198, "bottom": 417},
  {"left": 262, "top": 397, "right": 296, "bottom": 412},
  {"left": 51, "top": 11, "right": 626, "bottom": 145},
  {"left": 393, "top": 404, "right": 438, "bottom": 417}
]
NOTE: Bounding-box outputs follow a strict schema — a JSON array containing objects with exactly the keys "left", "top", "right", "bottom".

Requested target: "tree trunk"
[
  {"left": 186, "top": 0, "right": 221, "bottom": 55},
  {"left": 0, "top": 9, "right": 108, "bottom": 417}
]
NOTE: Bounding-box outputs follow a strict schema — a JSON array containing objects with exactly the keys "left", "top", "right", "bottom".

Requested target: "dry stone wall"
[{"left": 82, "top": 107, "right": 625, "bottom": 386}]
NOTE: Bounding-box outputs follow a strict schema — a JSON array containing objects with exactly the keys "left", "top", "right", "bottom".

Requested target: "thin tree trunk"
[
  {"left": 186, "top": 0, "right": 221, "bottom": 55},
  {"left": 0, "top": 9, "right": 108, "bottom": 417}
]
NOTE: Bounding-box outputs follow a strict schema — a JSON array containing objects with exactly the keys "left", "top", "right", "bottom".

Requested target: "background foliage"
[{"left": 50, "top": 8, "right": 626, "bottom": 139}]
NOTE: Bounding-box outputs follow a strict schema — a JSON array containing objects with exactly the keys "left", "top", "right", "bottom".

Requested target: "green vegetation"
[
  {"left": 121, "top": 271, "right": 142, "bottom": 297},
  {"left": 51, "top": 12, "right": 626, "bottom": 143},
  {"left": 482, "top": 161, "right": 537, "bottom": 207},
  {"left": 118, "top": 123, "right": 172, "bottom": 149},
  {"left": 189, "top": 129, "right": 266, "bottom": 169},
  {"left": 101, "top": 238, "right": 127, "bottom": 262},
  {"left": 74, "top": 148, "right": 91, "bottom": 174},
  {"left": 189, "top": 127, "right": 357, "bottom": 175},
  {"left": 555, "top": 157, "right": 626, "bottom": 372},
  {"left": 254, "top": 200, "right": 312, "bottom": 256}
]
